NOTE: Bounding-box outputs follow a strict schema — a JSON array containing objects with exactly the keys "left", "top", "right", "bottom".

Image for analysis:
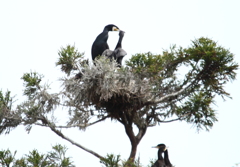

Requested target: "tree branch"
[
  {"left": 50, "top": 126, "right": 104, "bottom": 159},
  {"left": 152, "top": 77, "right": 199, "bottom": 104},
  {"left": 158, "top": 118, "right": 181, "bottom": 123},
  {"left": 60, "top": 115, "right": 109, "bottom": 128},
  {"left": 37, "top": 116, "right": 104, "bottom": 160},
  {"left": 135, "top": 126, "right": 147, "bottom": 142}
]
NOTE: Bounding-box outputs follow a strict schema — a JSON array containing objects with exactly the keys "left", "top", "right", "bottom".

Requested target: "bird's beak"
[
  {"left": 164, "top": 146, "right": 169, "bottom": 151},
  {"left": 113, "top": 27, "right": 120, "bottom": 31},
  {"left": 152, "top": 146, "right": 158, "bottom": 148}
]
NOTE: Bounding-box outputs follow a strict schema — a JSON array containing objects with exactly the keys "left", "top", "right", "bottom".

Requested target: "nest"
[
  {"left": 66, "top": 58, "right": 153, "bottom": 119},
  {"left": 97, "top": 92, "right": 145, "bottom": 119}
]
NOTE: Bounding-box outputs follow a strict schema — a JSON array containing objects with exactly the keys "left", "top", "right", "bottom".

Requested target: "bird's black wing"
[{"left": 92, "top": 41, "right": 109, "bottom": 60}]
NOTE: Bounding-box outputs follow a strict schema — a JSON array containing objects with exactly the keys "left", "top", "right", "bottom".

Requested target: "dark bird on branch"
[
  {"left": 91, "top": 24, "right": 120, "bottom": 61},
  {"left": 102, "top": 30, "right": 127, "bottom": 67}
]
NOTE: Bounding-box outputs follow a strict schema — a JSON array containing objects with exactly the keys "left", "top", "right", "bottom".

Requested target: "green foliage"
[
  {"left": 20, "top": 71, "right": 60, "bottom": 128},
  {"left": 0, "top": 37, "right": 238, "bottom": 164},
  {"left": 184, "top": 37, "right": 238, "bottom": 95},
  {"left": 126, "top": 47, "right": 181, "bottom": 79},
  {"left": 26, "top": 149, "right": 50, "bottom": 166},
  {"left": 100, "top": 154, "right": 121, "bottom": 167},
  {"left": 0, "top": 144, "right": 74, "bottom": 167},
  {"left": 121, "top": 157, "right": 143, "bottom": 167},
  {"left": 100, "top": 154, "right": 144, "bottom": 167},
  {"left": 21, "top": 71, "right": 44, "bottom": 99},
  {"left": 14, "top": 158, "right": 28, "bottom": 167},
  {"left": 48, "top": 144, "right": 73, "bottom": 167},
  {"left": 0, "top": 90, "right": 13, "bottom": 112},
  {"left": 56, "top": 45, "right": 85, "bottom": 76},
  {"left": 0, "top": 149, "right": 16, "bottom": 167},
  {"left": 124, "top": 37, "right": 238, "bottom": 130},
  {"left": 175, "top": 91, "right": 217, "bottom": 130},
  {"left": 0, "top": 90, "right": 21, "bottom": 135},
  {"left": 126, "top": 52, "right": 163, "bottom": 75}
]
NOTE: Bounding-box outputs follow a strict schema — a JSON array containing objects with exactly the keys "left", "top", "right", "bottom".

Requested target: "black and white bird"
[
  {"left": 91, "top": 24, "right": 120, "bottom": 61},
  {"left": 152, "top": 144, "right": 166, "bottom": 167},
  {"left": 152, "top": 143, "right": 172, "bottom": 167}
]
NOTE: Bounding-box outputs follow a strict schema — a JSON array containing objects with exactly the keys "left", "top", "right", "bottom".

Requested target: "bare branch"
[
  {"left": 50, "top": 126, "right": 104, "bottom": 159},
  {"left": 57, "top": 115, "right": 109, "bottom": 128},
  {"left": 36, "top": 116, "right": 104, "bottom": 159},
  {"left": 152, "top": 77, "right": 198, "bottom": 104},
  {"left": 158, "top": 118, "right": 181, "bottom": 123},
  {"left": 147, "top": 122, "right": 157, "bottom": 127}
]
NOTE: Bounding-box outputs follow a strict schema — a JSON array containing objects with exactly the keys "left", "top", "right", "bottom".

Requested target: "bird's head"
[
  {"left": 104, "top": 24, "right": 120, "bottom": 32},
  {"left": 119, "top": 30, "right": 125, "bottom": 36},
  {"left": 152, "top": 144, "right": 167, "bottom": 151}
]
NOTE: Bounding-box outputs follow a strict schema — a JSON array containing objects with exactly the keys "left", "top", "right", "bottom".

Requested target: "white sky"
[{"left": 0, "top": 0, "right": 240, "bottom": 166}]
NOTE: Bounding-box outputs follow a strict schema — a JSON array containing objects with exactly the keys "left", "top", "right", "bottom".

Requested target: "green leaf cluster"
[
  {"left": 0, "top": 90, "right": 21, "bottom": 135},
  {"left": 0, "top": 149, "right": 16, "bottom": 167},
  {"left": 100, "top": 154, "right": 121, "bottom": 167},
  {"left": 124, "top": 37, "right": 238, "bottom": 130},
  {"left": 21, "top": 72, "right": 44, "bottom": 99},
  {"left": 100, "top": 154, "right": 144, "bottom": 167},
  {"left": 175, "top": 91, "right": 217, "bottom": 130},
  {"left": 184, "top": 37, "right": 238, "bottom": 96},
  {"left": 0, "top": 144, "right": 74, "bottom": 167},
  {"left": 56, "top": 45, "right": 85, "bottom": 76},
  {"left": 0, "top": 90, "right": 13, "bottom": 111}
]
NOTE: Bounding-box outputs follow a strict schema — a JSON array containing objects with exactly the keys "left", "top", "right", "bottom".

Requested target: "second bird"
[{"left": 102, "top": 30, "right": 127, "bottom": 67}]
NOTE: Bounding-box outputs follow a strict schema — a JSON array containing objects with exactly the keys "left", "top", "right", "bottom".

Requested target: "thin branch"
[
  {"left": 157, "top": 112, "right": 192, "bottom": 124},
  {"left": 136, "top": 126, "right": 147, "bottom": 142},
  {"left": 147, "top": 122, "right": 157, "bottom": 127},
  {"left": 152, "top": 77, "right": 199, "bottom": 104},
  {"left": 158, "top": 118, "right": 181, "bottom": 123},
  {"left": 116, "top": 117, "right": 124, "bottom": 124},
  {"left": 59, "top": 115, "right": 109, "bottom": 128},
  {"left": 37, "top": 116, "right": 104, "bottom": 159},
  {"left": 51, "top": 126, "right": 104, "bottom": 159}
]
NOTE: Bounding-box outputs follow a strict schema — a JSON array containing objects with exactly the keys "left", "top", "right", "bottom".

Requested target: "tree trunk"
[
  {"left": 124, "top": 124, "right": 137, "bottom": 161},
  {"left": 124, "top": 123, "right": 147, "bottom": 162},
  {"left": 129, "top": 140, "right": 138, "bottom": 162}
]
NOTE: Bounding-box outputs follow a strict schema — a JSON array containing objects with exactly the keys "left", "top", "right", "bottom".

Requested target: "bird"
[
  {"left": 91, "top": 24, "right": 120, "bottom": 61},
  {"left": 163, "top": 148, "right": 172, "bottom": 167},
  {"left": 152, "top": 144, "right": 167, "bottom": 167},
  {"left": 102, "top": 30, "right": 127, "bottom": 67}
]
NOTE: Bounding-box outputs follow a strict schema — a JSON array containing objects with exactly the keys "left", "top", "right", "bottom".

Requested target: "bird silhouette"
[
  {"left": 152, "top": 144, "right": 166, "bottom": 167},
  {"left": 91, "top": 24, "right": 119, "bottom": 61}
]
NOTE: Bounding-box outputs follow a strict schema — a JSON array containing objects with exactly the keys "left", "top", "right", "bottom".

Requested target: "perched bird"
[
  {"left": 102, "top": 30, "right": 127, "bottom": 67},
  {"left": 152, "top": 144, "right": 167, "bottom": 167},
  {"left": 91, "top": 24, "right": 120, "bottom": 61},
  {"left": 164, "top": 148, "right": 172, "bottom": 167}
]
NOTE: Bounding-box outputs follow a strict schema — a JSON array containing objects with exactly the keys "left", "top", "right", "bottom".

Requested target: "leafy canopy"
[{"left": 0, "top": 37, "right": 238, "bottom": 163}]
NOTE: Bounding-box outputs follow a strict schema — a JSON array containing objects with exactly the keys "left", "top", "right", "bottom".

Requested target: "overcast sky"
[{"left": 0, "top": 0, "right": 240, "bottom": 167}]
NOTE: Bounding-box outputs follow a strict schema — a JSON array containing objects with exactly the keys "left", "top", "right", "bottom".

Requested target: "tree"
[
  {"left": 0, "top": 144, "right": 74, "bottom": 167},
  {"left": 0, "top": 37, "right": 238, "bottom": 164}
]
